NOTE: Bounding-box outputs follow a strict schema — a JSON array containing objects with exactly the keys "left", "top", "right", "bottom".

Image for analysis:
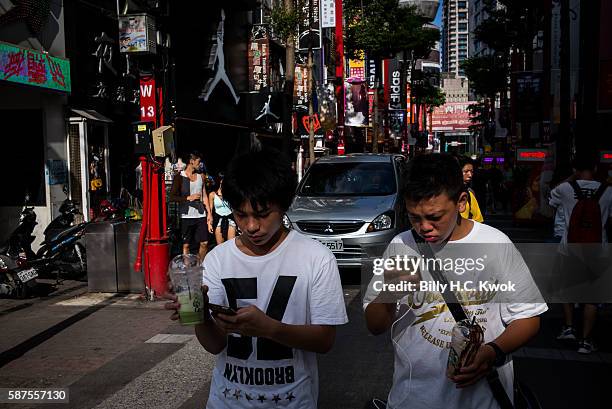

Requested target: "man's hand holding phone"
[{"left": 213, "top": 305, "right": 279, "bottom": 338}]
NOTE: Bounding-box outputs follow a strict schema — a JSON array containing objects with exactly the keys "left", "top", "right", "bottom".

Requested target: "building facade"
[
  {"left": 440, "top": 73, "right": 469, "bottom": 102},
  {"left": 442, "top": 0, "right": 469, "bottom": 77},
  {"left": 468, "top": 0, "right": 504, "bottom": 57},
  {"left": 0, "top": 0, "right": 70, "bottom": 247}
]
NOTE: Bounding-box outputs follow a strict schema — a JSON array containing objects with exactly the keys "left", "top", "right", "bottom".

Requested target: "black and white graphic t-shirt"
[{"left": 203, "top": 230, "right": 348, "bottom": 408}]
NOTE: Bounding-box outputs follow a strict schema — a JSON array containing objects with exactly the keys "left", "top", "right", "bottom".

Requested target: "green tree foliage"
[
  {"left": 461, "top": 55, "right": 507, "bottom": 99},
  {"left": 343, "top": 0, "right": 438, "bottom": 60},
  {"left": 270, "top": 1, "right": 303, "bottom": 43},
  {"left": 423, "top": 85, "right": 446, "bottom": 114}
]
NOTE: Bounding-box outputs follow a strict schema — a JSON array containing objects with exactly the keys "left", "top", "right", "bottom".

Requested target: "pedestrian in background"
[
  {"left": 169, "top": 151, "right": 213, "bottom": 263},
  {"left": 549, "top": 150, "right": 611, "bottom": 354},
  {"left": 458, "top": 157, "right": 484, "bottom": 222},
  {"left": 208, "top": 172, "right": 236, "bottom": 244}
]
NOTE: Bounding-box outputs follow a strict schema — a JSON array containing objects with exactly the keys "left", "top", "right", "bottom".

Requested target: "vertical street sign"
[
  {"left": 321, "top": 0, "right": 336, "bottom": 28},
  {"left": 298, "top": 0, "right": 322, "bottom": 51},
  {"left": 140, "top": 76, "right": 157, "bottom": 124}
]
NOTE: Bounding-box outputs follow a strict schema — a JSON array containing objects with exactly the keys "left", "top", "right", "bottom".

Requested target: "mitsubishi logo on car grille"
[{"left": 324, "top": 224, "right": 334, "bottom": 233}]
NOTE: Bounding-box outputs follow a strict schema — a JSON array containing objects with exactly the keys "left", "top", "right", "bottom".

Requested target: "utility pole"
[
  {"left": 282, "top": 0, "right": 296, "bottom": 158},
  {"left": 335, "top": 0, "right": 345, "bottom": 153},
  {"left": 558, "top": 0, "right": 571, "bottom": 167},
  {"left": 307, "top": 0, "right": 315, "bottom": 165}
]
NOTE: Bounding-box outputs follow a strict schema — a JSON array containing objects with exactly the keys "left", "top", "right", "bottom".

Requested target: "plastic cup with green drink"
[{"left": 168, "top": 254, "right": 206, "bottom": 325}]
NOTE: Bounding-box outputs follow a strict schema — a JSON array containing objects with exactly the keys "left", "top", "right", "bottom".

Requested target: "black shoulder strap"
[
  {"left": 411, "top": 230, "right": 514, "bottom": 409},
  {"left": 594, "top": 183, "right": 609, "bottom": 202},
  {"left": 412, "top": 230, "right": 468, "bottom": 322},
  {"left": 568, "top": 180, "right": 584, "bottom": 200}
]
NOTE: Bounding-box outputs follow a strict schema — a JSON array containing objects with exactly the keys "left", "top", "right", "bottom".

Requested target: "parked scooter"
[
  {"left": 36, "top": 186, "right": 88, "bottom": 280},
  {"left": 0, "top": 201, "right": 42, "bottom": 298}
]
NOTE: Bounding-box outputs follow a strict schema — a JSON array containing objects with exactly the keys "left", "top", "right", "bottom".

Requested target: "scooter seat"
[{"left": 46, "top": 223, "right": 86, "bottom": 244}]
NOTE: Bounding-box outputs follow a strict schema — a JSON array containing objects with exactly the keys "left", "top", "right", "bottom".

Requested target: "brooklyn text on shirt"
[{"left": 223, "top": 363, "right": 295, "bottom": 387}]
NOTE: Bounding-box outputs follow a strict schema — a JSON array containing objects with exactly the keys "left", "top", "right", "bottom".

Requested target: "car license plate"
[
  {"left": 17, "top": 267, "right": 38, "bottom": 283},
  {"left": 316, "top": 239, "right": 343, "bottom": 252}
]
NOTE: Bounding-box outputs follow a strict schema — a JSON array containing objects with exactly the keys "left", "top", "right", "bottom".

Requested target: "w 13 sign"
[{"left": 140, "top": 76, "right": 156, "bottom": 124}]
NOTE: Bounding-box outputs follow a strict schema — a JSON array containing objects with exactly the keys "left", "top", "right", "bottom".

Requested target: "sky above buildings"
[{"left": 434, "top": 1, "right": 442, "bottom": 26}]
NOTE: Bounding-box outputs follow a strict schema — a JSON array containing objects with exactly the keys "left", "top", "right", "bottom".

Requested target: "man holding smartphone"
[{"left": 166, "top": 148, "right": 347, "bottom": 408}]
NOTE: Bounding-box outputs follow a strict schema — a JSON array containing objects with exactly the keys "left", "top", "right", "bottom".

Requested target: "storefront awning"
[{"left": 70, "top": 109, "right": 113, "bottom": 123}]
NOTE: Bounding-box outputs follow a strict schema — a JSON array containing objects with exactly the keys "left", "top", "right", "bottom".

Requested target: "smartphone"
[{"left": 208, "top": 303, "right": 237, "bottom": 316}]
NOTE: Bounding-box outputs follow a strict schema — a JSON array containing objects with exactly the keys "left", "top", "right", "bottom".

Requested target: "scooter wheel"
[{"left": 15, "top": 283, "right": 30, "bottom": 299}]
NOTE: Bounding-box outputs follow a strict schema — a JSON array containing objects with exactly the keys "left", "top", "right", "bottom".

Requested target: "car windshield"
[{"left": 299, "top": 162, "right": 396, "bottom": 196}]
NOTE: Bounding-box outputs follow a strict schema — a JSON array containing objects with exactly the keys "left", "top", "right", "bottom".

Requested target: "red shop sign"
[{"left": 140, "top": 76, "right": 157, "bottom": 124}]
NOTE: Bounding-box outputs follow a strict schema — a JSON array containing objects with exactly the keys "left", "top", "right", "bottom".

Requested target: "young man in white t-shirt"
[
  {"left": 549, "top": 151, "right": 612, "bottom": 353},
  {"left": 166, "top": 149, "right": 347, "bottom": 408},
  {"left": 364, "top": 153, "right": 547, "bottom": 409}
]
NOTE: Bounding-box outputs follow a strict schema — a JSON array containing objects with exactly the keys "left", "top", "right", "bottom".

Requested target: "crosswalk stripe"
[{"left": 94, "top": 338, "right": 215, "bottom": 409}]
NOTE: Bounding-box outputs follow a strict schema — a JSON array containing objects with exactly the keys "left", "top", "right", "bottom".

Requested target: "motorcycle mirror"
[{"left": 63, "top": 184, "right": 69, "bottom": 196}]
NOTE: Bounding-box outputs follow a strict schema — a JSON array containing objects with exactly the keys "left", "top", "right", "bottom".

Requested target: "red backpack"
[{"left": 567, "top": 181, "right": 608, "bottom": 243}]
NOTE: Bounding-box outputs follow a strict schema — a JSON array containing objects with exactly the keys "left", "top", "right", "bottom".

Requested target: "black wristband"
[{"left": 486, "top": 342, "right": 507, "bottom": 367}]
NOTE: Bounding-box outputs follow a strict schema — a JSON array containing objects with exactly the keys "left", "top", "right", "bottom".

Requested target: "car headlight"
[
  {"left": 282, "top": 214, "right": 293, "bottom": 229},
  {"left": 367, "top": 211, "right": 394, "bottom": 233}
]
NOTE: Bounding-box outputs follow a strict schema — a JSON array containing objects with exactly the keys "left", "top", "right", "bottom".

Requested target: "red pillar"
[{"left": 335, "top": 0, "right": 345, "bottom": 146}]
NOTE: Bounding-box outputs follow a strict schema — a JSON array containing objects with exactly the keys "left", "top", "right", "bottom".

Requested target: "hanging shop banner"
[
  {"left": 140, "top": 76, "right": 157, "bottom": 124},
  {"left": 385, "top": 58, "right": 404, "bottom": 137},
  {"left": 118, "top": 14, "right": 156, "bottom": 54},
  {"left": 248, "top": 28, "right": 270, "bottom": 91},
  {"left": 366, "top": 59, "right": 380, "bottom": 124},
  {"left": 318, "top": 84, "right": 337, "bottom": 131},
  {"left": 513, "top": 71, "right": 543, "bottom": 122},
  {"left": 345, "top": 80, "right": 369, "bottom": 127},
  {"left": 431, "top": 102, "right": 471, "bottom": 131},
  {"left": 321, "top": 0, "right": 336, "bottom": 28},
  {"left": 348, "top": 58, "right": 365, "bottom": 80},
  {"left": 296, "top": 109, "right": 324, "bottom": 139},
  {"left": 387, "top": 58, "right": 402, "bottom": 110},
  {"left": 389, "top": 110, "right": 405, "bottom": 139},
  {"left": 294, "top": 64, "right": 309, "bottom": 105},
  {"left": 298, "top": 0, "right": 322, "bottom": 51},
  {"left": 367, "top": 58, "right": 379, "bottom": 90},
  {"left": 0, "top": 41, "right": 71, "bottom": 92}
]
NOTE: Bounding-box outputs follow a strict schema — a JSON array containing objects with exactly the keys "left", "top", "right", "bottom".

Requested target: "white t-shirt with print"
[
  {"left": 203, "top": 230, "right": 348, "bottom": 408},
  {"left": 549, "top": 180, "right": 612, "bottom": 245},
  {"left": 364, "top": 222, "right": 548, "bottom": 409}
]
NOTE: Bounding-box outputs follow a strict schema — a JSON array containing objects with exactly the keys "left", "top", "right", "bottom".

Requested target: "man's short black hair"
[
  {"left": 458, "top": 156, "right": 474, "bottom": 169},
  {"left": 223, "top": 148, "right": 297, "bottom": 212},
  {"left": 572, "top": 149, "right": 597, "bottom": 172},
  {"left": 401, "top": 153, "right": 463, "bottom": 203}
]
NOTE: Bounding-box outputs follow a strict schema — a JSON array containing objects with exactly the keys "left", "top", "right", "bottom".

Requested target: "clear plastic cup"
[{"left": 168, "top": 254, "right": 205, "bottom": 325}]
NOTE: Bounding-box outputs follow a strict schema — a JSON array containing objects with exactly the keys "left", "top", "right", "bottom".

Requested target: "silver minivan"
[{"left": 285, "top": 153, "right": 407, "bottom": 267}]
